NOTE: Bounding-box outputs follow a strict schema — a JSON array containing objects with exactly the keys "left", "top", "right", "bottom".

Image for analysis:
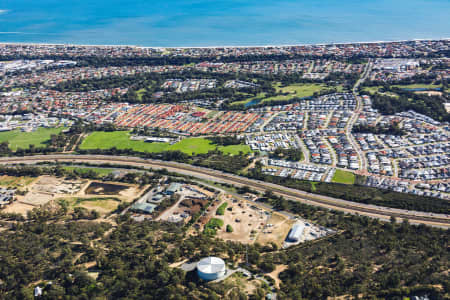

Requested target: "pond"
[
  {"left": 85, "top": 182, "right": 129, "bottom": 195},
  {"left": 244, "top": 99, "right": 262, "bottom": 107},
  {"left": 402, "top": 88, "right": 442, "bottom": 92}
]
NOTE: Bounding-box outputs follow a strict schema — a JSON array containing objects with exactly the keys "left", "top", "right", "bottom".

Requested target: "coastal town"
[
  {"left": 0, "top": 33, "right": 448, "bottom": 300},
  {"left": 1, "top": 40, "right": 449, "bottom": 204},
  {"left": 1, "top": 0, "right": 450, "bottom": 296}
]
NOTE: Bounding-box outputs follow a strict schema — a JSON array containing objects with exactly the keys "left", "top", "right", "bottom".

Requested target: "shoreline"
[{"left": 0, "top": 37, "right": 448, "bottom": 50}]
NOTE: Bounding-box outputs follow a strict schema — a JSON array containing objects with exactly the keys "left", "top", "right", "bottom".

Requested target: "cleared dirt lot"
[
  {"left": 68, "top": 197, "right": 121, "bottom": 215},
  {"left": 212, "top": 196, "right": 271, "bottom": 244},
  {"left": 2, "top": 201, "right": 36, "bottom": 216},
  {"left": 20, "top": 191, "right": 54, "bottom": 206},
  {"left": 18, "top": 176, "right": 85, "bottom": 206},
  {"left": 34, "top": 176, "right": 84, "bottom": 194},
  {"left": 256, "top": 212, "right": 294, "bottom": 247},
  {"left": 3, "top": 175, "right": 145, "bottom": 216}
]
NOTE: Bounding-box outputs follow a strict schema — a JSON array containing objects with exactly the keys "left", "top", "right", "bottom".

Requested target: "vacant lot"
[
  {"left": 213, "top": 197, "right": 270, "bottom": 244},
  {"left": 32, "top": 176, "right": 84, "bottom": 195},
  {"left": 21, "top": 192, "right": 54, "bottom": 206},
  {"left": 0, "top": 175, "right": 36, "bottom": 188},
  {"left": 256, "top": 212, "right": 294, "bottom": 247},
  {"left": 2, "top": 175, "right": 144, "bottom": 217},
  {"left": 80, "top": 132, "right": 250, "bottom": 155},
  {"left": 64, "top": 181, "right": 144, "bottom": 215},
  {"left": 65, "top": 197, "right": 121, "bottom": 215},
  {"left": 0, "top": 127, "right": 65, "bottom": 150},
  {"left": 2, "top": 202, "right": 35, "bottom": 216},
  {"left": 332, "top": 169, "right": 356, "bottom": 185},
  {"left": 19, "top": 176, "right": 85, "bottom": 206}
]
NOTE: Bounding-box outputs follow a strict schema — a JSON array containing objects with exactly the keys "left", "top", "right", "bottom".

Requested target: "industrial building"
[
  {"left": 0, "top": 188, "right": 15, "bottom": 207},
  {"left": 165, "top": 183, "right": 182, "bottom": 195},
  {"left": 287, "top": 223, "right": 305, "bottom": 242},
  {"left": 149, "top": 193, "right": 165, "bottom": 203},
  {"left": 197, "top": 257, "right": 226, "bottom": 281},
  {"left": 130, "top": 202, "right": 157, "bottom": 214}
]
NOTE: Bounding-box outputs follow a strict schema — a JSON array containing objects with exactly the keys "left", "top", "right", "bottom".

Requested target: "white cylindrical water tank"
[{"left": 197, "top": 257, "right": 226, "bottom": 281}]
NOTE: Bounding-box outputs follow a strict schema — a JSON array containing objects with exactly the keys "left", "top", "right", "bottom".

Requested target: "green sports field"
[
  {"left": 79, "top": 131, "right": 170, "bottom": 153},
  {"left": 332, "top": 169, "right": 356, "bottom": 185},
  {"left": 0, "top": 127, "right": 65, "bottom": 150},
  {"left": 217, "top": 144, "right": 251, "bottom": 155},
  {"left": 168, "top": 137, "right": 215, "bottom": 155},
  {"left": 273, "top": 82, "right": 343, "bottom": 99},
  {"left": 79, "top": 131, "right": 251, "bottom": 155}
]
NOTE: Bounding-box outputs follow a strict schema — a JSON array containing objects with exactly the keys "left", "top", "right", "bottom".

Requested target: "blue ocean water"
[{"left": 0, "top": 0, "right": 449, "bottom": 47}]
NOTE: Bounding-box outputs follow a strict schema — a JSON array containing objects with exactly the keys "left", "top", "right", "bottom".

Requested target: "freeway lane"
[{"left": 1, "top": 154, "right": 449, "bottom": 227}]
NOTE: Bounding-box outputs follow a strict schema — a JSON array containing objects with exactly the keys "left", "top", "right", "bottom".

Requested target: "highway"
[{"left": 0, "top": 154, "right": 449, "bottom": 227}]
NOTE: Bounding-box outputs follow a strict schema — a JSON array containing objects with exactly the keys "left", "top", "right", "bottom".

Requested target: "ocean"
[{"left": 0, "top": 0, "right": 449, "bottom": 47}]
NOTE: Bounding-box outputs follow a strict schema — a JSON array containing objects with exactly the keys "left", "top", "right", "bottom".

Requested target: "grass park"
[
  {"left": 273, "top": 82, "right": 343, "bottom": 98},
  {"left": 79, "top": 131, "right": 251, "bottom": 155},
  {"left": 332, "top": 169, "right": 356, "bottom": 185},
  {"left": 232, "top": 82, "right": 344, "bottom": 106},
  {"left": 0, "top": 127, "right": 65, "bottom": 150}
]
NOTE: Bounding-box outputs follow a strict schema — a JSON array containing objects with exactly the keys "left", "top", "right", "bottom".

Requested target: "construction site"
[
  {"left": 0, "top": 170, "right": 333, "bottom": 247},
  {"left": 1, "top": 175, "right": 145, "bottom": 216}
]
